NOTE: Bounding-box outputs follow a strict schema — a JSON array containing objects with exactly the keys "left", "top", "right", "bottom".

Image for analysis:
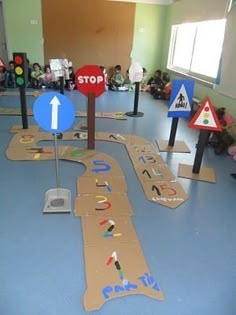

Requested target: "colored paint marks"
[
  {"left": 71, "top": 148, "right": 86, "bottom": 158},
  {"left": 99, "top": 219, "right": 122, "bottom": 238},
  {"left": 106, "top": 251, "right": 126, "bottom": 283},
  {"left": 19, "top": 134, "right": 34, "bottom": 144},
  {"left": 95, "top": 196, "right": 111, "bottom": 211},
  {"left": 96, "top": 179, "right": 112, "bottom": 192},
  {"left": 26, "top": 147, "right": 53, "bottom": 155},
  {"left": 92, "top": 160, "right": 111, "bottom": 173},
  {"left": 102, "top": 272, "right": 160, "bottom": 299}
]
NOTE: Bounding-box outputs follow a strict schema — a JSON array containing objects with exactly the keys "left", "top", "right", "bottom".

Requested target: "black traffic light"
[{"left": 13, "top": 53, "right": 28, "bottom": 88}]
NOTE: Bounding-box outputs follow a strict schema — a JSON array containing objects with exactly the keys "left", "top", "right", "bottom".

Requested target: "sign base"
[
  {"left": 10, "top": 125, "right": 39, "bottom": 133},
  {"left": 178, "top": 164, "right": 216, "bottom": 183},
  {"left": 126, "top": 111, "right": 144, "bottom": 117},
  {"left": 43, "top": 188, "right": 71, "bottom": 213},
  {"left": 156, "top": 140, "right": 191, "bottom": 153}
]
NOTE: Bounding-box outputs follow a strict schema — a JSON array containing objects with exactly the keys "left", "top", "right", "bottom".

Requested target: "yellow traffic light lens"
[{"left": 15, "top": 66, "right": 23, "bottom": 75}]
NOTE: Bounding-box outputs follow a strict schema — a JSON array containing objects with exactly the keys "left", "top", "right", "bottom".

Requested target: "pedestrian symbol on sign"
[
  {"left": 168, "top": 80, "right": 194, "bottom": 118},
  {"left": 176, "top": 93, "right": 187, "bottom": 108}
]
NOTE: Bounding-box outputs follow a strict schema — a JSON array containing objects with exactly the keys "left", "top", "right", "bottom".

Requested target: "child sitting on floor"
[
  {"left": 140, "top": 68, "right": 148, "bottom": 91},
  {"left": 31, "top": 63, "right": 44, "bottom": 89},
  {"left": 108, "top": 65, "right": 125, "bottom": 91},
  {"left": 4, "top": 61, "right": 16, "bottom": 88},
  {"left": 42, "top": 65, "right": 54, "bottom": 88},
  {"left": 124, "top": 69, "right": 134, "bottom": 91},
  {"left": 66, "top": 66, "right": 75, "bottom": 90},
  {"left": 0, "top": 66, "right": 6, "bottom": 88},
  {"left": 99, "top": 66, "right": 108, "bottom": 90},
  {"left": 153, "top": 73, "right": 172, "bottom": 100},
  {"left": 142, "top": 69, "right": 163, "bottom": 93}
]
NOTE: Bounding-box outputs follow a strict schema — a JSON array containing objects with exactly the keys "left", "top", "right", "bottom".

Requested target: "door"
[{"left": 0, "top": 1, "right": 8, "bottom": 64}]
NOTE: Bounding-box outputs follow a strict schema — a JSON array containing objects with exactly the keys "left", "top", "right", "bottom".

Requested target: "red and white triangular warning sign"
[
  {"left": 0, "top": 57, "right": 6, "bottom": 68},
  {"left": 189, "top": 97, "right": 222, "bottom": 131}
]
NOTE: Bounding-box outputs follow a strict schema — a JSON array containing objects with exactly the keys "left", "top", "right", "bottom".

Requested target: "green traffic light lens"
[{"left": 16, "top": 77, "right": 25, "bottom": 86}]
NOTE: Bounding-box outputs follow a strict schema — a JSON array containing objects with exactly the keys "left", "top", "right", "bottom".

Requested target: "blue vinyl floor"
[{"left": 0, "top": 89, "right": 235, "bottom": 315}]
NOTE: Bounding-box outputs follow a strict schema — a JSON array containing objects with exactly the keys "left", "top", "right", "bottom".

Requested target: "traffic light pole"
[{"left": 19, "top": 86, "right": 28, "bottom": 129}]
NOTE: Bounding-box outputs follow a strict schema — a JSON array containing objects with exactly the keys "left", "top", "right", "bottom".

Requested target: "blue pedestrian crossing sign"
[
  {"left": 33, "top": 92, "right": 75, "bottom": 133},
  {"left": 168, "top": 80, "right": 194, "bottom": 118}
]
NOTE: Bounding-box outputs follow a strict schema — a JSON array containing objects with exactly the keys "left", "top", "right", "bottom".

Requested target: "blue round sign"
[{"left": 33, "top": 92, "right": 75, "bottom": 133}]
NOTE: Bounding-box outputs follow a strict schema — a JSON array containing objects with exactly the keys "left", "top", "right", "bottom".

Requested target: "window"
[{"left": 167, "top": 19, "right": 226, "bottom": 82}]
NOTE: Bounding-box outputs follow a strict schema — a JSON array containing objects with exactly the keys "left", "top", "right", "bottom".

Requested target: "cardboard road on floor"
[
  {"left": 0, "top": 107, "right": 127, "bottom": 120},
  {"left": 6, "top": 129, "right": 168, "bottom": 310},
  {"left": 7, "top": 130, "right": 188, "bottom": 209},
  {"left": 6, "top": 129, "right": 190, "bottom": 309},
  {"left": 0, "top": 90, "right": 41, "bottom": 97}
]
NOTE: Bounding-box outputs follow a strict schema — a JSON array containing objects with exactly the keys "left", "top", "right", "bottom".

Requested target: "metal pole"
[
  {"left": 133, "top": 82, "right": 140, "bottom": 115},
  {"left": 126, "top": 82, "right": 144, "bottom": 117},
  {"left": 168, "top": 117, "right": 179, "bottom": 147},
  {"left": 87, "top": 93, "right": 95, "bottom": 150},
  {"left": 19, "top": 86, "right": 28, "bottom": 129},
  {"left": 54, "top": 132, "right": 61, "bottom": 188},
  {"left": 59, "top": 76, "right": 64, "bottom": 95},
  {"left": 192, "top": 130, "right": 211, "bottom": 174}
]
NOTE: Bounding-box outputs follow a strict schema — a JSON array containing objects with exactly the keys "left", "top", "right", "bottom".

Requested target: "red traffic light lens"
[{"left": 14, "top": 56, "right": 23, "bottom": 65}]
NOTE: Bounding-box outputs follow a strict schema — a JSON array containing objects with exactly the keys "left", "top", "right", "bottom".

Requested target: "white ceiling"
[{"left": 109, "top": 0, "right": 174, "bottom": 5}]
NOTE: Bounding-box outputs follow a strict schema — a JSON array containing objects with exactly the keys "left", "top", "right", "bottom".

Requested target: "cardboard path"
[
  {"left": 0, "top": 90, "right": 41, "bottom": 97},
  {"left": 0, "top": 107, "right": 127, "bottom": 120},
  {"left": 6, "top": 130, "right": 190, "bottom": 310},
  {"left": 7, "top": 131, "right": 188, "bottom": 209},
  {"left": 6, "top": 130, "right": 170, "bottom": 310}
]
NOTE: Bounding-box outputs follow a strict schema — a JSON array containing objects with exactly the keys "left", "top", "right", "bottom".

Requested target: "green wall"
[
  {"left": 4, "top": 0, "right": 44, "bottom": 65},
  {"left": 132, "top": 3, "right": 168, "bottom": 77}
]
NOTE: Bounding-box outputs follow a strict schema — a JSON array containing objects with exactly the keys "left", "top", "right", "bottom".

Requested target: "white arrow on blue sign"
[
  {"left": 168, "top": 80, "right": 194, "bottom": 118},
  {"left": 33, "top": 92, "right": 75, "bottom": 133}
]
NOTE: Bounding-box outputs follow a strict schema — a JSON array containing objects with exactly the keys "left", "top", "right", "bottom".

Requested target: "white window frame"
[{"left": 167, "top": 19, "right": 226, "bottom": 85}]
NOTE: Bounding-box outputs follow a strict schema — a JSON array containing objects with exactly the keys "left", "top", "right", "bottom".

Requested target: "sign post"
[
  {"left": 178, "top": 96, "right": 222, "bottom": 183},
  {"left": 192, "top": 130, "right": 211, "bottom": 174},
  {"left": 188, "top": 96, "right": 222, "bottom": 174},
  {"left": 156, "top": 80, "right": 194, "bottom": 153},
  {"left": 33, "top": 92, "right": 75, "bottom": 213},
  {"left": 126, "top": 62, "right": 144, "bottom": 117},
  {"left": 168, "top": 117, "right": 179, "bottom": 147},
  {"left": 75, "top": 65, "right": 105, "bottom": 150},
  {"left": 167, "top": 80, "right": 194, "bottom": 147},
  {"left": 13, "top": 52, "right": 28, "bottom": 129}
]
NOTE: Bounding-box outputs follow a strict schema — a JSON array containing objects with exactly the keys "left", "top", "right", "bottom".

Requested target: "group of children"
[
  {"left": 1, "top": 59, "right": 172, "bottom": 100},
  {"left": 102, "top": 64, "right": 147, "bottom": 92},
  {"left": 142, "top": 69, "right": 172, "bottom": 100},
  {"left": 0, "top": 59, "right": 75, "bottom": 90},
  {"left": 102, "top": 65, "right": 172, "bottom": 100}
]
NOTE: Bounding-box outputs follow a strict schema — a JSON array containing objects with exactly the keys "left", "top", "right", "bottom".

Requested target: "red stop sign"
[{"left": 75, "top": 65, "right": 105, "bottom": 97}]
